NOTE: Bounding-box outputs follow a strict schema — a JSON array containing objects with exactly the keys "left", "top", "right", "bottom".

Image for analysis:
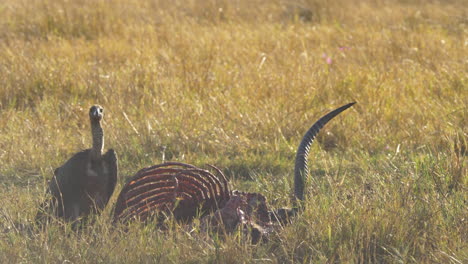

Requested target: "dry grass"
[{"left": 0, "top": 0, "right": 466, "bottom": 263}]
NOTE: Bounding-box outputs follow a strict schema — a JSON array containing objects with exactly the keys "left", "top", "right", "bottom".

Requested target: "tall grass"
[{"left": 0, "top": 0, "right": 466, "bottom": 262}]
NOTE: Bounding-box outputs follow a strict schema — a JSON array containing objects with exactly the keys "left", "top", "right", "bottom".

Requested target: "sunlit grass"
[{"left": 0, "top": 0, "right": 466, "bottom": 262}]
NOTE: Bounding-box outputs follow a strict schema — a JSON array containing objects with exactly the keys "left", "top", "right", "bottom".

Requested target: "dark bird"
[{"left": 36, "top": 105, "right": 118, "bottom": 225}]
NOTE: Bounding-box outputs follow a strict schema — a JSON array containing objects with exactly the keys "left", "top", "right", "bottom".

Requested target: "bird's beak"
[
  {"left": 91, "top": 108, "right": 99, "bottom": 117},
  {"left": 91, "top": 108, "right": 102, "bottom": 119}
]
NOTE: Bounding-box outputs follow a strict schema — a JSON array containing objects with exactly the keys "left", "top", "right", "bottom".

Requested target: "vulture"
[{"left": 36, "top": 105, "right": 118, "bottom": 225}]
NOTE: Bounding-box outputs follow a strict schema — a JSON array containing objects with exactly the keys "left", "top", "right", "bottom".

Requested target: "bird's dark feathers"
[{"left": 103, "top": 149, "right": 118, "bottom": 203}]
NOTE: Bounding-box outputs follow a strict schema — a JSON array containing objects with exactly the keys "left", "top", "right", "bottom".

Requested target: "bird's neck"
[{"left": 91, "top": 120, "right": 104, "bottom": 160}]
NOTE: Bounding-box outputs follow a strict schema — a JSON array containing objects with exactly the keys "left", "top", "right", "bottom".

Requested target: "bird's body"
[{"left": 36, "top": 105, "right": 117, "bottom": 225}]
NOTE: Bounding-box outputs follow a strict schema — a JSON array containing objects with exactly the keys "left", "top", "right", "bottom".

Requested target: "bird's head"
[{"left": 89, "top": 105, "right": 104, "bottom": 122}]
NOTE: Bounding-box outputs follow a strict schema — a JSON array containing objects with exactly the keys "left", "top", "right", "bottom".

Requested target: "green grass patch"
[{"left": 0, "top": 0, "right": 466, "bottom": 262}]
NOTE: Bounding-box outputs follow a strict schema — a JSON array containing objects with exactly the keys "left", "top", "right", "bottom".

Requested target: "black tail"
[{"left": 294, "top": 102, "right": 355, "bottom": 201}]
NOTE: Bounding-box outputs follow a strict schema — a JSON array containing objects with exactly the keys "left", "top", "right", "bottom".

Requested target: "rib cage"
[{"left": 113, "top": 162, "right": 231, "bottom": 224}]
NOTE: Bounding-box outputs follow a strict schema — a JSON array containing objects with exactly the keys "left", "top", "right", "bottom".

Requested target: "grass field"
[{"left": 0, "top": 0, "right": 466, "bottom": 262}]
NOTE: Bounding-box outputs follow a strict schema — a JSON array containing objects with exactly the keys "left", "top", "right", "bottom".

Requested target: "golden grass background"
[{"left": 0, "top": 0, "right": 466, "bottom": 262}]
